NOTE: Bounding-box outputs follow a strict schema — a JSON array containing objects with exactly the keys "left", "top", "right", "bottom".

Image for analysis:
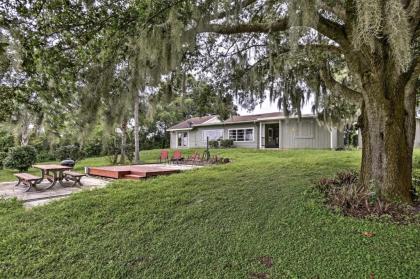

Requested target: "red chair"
[
  {"left": 170, "top": 150, "right": 184, "bottom": 164},
  {"left": 159, "top": 150, "right": 169, "bottom": 163}
]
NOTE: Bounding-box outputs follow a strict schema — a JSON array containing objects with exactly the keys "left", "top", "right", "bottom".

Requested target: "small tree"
[{"left": 4, "top": 145, "right": 37, "bottom": 172}]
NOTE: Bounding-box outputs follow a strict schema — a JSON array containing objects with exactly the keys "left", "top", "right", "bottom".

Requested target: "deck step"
[
  {"left": 129, "top": 171, "right": 147, "bottom": 176},
  {"left": 123, "top": 174, "right": 146, "bottom": 180}
]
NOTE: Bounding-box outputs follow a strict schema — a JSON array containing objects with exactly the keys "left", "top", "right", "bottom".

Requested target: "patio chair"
[
  {"left": 159, "top": 150, "right": 169, "bottom": 163},
  {"left": 170, "top": 150, "right": 184, "bottom": 164}
]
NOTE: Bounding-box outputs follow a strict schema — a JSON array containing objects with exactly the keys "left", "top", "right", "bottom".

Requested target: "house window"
[
  {"left": 228, "top": 128, "right": 254, "bottom": 142},
  {"left": 177, "top": 132, "right": 188, "bottom": 147},
  {"left": 203, "top": 129, "right": 223, "bottom": 141}
]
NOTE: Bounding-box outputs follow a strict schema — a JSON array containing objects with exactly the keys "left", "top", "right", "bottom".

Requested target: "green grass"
[{"left": 0, "top": 149, "right": 419, "bottom": 278}]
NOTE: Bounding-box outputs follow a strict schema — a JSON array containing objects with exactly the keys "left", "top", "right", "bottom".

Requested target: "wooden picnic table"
[{"left": 33, "top": 164, "right": 74, "bottom": 190}]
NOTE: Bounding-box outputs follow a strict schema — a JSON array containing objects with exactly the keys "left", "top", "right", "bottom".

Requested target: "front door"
[{"left": 265, "top": 124, "right": 279, "bottom": 148}]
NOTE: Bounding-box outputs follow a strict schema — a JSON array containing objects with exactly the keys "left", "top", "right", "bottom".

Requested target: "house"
[{"left": 167, "top": 112, "right": 345, "bottom": 149}]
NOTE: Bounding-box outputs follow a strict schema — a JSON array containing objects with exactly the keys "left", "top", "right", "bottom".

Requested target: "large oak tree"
[{"left": 172, "top": 0, "right": 420, "bottom": 202}]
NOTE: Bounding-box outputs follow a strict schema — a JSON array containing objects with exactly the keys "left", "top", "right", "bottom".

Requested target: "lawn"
[{"left": 0, "top": 149, "right": 419, "bottom": 278}]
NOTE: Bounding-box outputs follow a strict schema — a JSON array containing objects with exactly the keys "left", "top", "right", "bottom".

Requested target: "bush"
[
  {"left": 55, "top": 145, "right": 85, "bottom": 162},
  {"left": 208, "top": 140, "right": 219, "bottom": 148},
  {"left": 83, "top": 141, "right": 102, "bottom": 157},
  {"left": 315, "top": 170, "right": 419, "bottom": 224},
  {"left": 220, "top": 139, "right": 234, "bottom": 148},
  {"left": 0, "top": 151, "right": 7, "bottom": 169},
  {"left": 37, "top": 151, "right": 56, "bottom": 162},
  {"left": 4, "top": 145, "right": 37, "bottom": 172}
]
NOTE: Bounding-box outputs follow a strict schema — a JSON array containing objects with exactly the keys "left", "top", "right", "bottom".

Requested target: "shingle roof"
[{"left": 168, "top": 115, "right": 216, "bottom": 130}]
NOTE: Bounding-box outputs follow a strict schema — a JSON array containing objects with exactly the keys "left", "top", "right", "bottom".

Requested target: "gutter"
[{"left": 166, "top": 128, "right": 193, "bottom": 132}]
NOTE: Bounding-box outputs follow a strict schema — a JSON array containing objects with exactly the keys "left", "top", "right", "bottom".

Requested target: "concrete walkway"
[{"left": 0, "top": 176, "right": 109, "bottom": 208}]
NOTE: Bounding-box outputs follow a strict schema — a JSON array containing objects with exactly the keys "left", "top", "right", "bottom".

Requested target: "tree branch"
[
  {"left": 199, "top": 13, "right": 350, "bottom": 50},
  {"left": 316, "top": 15, "right": 350, "bottom": 49},
  {"left": 320, "top": 68, "right": 363, "bottom": 104},
  {"left": 317, "top": 1, "right": 347, "bottom": 21}
]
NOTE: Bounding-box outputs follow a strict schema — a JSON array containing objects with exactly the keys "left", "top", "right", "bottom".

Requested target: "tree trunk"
[
  {"left": 19, "top": 111, "right": 31, "bottom": 146},
  {"left": 134, "top": 91, "right": 140, "bottom": 164},
  {"left": 120, "top": 123, "right": 127, "bottom": 165},
  {"left": 358, "top": 80, "right": 416, "bottom": 202}
]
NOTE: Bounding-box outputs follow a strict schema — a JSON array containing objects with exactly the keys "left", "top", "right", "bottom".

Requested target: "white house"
[{"left": 167, "top": 112, "right": 344, "bottom": 149}]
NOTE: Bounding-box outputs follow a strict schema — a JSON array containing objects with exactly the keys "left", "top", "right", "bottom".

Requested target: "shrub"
[
  {"left": 220, "top": 139, "right": 234, "bottom": 148},
  {"left": 55, "top": 145, "right": 85, "bottom": 162},
  {"left": 208, "top": 140, "right": 219, "bottom": 148},
  {"left": 37, "top": 151, "right": 56, "bottom": 162},
  {"left": 315, "top": 170, "right": 419, "bottom": 224},
  {"left": 4, "top": 145, "right": 37, "bottom": 172},
  {"left": 0, "top": 151, "right": 7, "bottom": 169},
  {"left": 83, "top": 141, "right": 102, "bottom": 157},
  {"left": 335, "top": 170, "right": 358, "bottom": 185}
]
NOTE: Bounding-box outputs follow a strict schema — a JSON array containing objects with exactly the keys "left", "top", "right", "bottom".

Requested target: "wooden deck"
[{"left": 87, "top": 165, "right": 181, "bottom": 180}]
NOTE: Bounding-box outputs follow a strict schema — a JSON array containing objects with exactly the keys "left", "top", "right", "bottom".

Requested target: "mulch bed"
[{"left": 315, "top": 171, "right": 420, "bottom": 224}]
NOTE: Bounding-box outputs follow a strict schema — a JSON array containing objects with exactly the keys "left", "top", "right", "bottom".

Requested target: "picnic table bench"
[
  {"left": 33, "top": 164, "right": 74, "bottom": 190},
  {"left": 63, "top": 171, "right": 85, "bottom": 187},
  {"left": 14, "top": 173, "right": 42, "bottom": 192},
  {"left": 14, "top": 165, "right": 86, "bottom": 192}
]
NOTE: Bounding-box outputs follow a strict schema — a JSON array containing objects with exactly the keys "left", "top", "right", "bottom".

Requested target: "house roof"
[
  {"left": 224, "top": 112, "right": 285, "bottom": 123},
  {"left": 167, "top": 115, "right": 216, "bottom": 131},
  {"left": 167, "top": 112, "right": 315, "bottom": 131}
]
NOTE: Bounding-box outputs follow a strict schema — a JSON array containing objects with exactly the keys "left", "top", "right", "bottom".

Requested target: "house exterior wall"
[
  {"left": 279, "top": 118, "right": 332, "bottom": 149},
  {"left": 170, "top": 131, "right": 177, "bottom": 148},
  {"left": 169, "top": 118, "right": 341, "bottom": 149},
  {"left": 170, "top": 130, "right": 193, "bottom": 149},
  {"left": 415, "top": 119, "right": 420, "bottom": 147},
  {"left": 195, "top": 125, "right": 226, "bottom": 147},
  {"left": 224, "top": 123, "right": 260, "bottom": 148}
]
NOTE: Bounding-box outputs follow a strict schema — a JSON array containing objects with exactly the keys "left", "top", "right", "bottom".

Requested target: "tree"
[
  {"left": 133, "top": 91, "right": 140, "bottom": 164},
  {"left": 190, "top": 0, "right": 419, "bottom": 202},
  {"left": 155, "top": 0, "right": 417, "bottom": 202},
  {"left": 3, "top": 1, "right": 418, "bottom": 202}
]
